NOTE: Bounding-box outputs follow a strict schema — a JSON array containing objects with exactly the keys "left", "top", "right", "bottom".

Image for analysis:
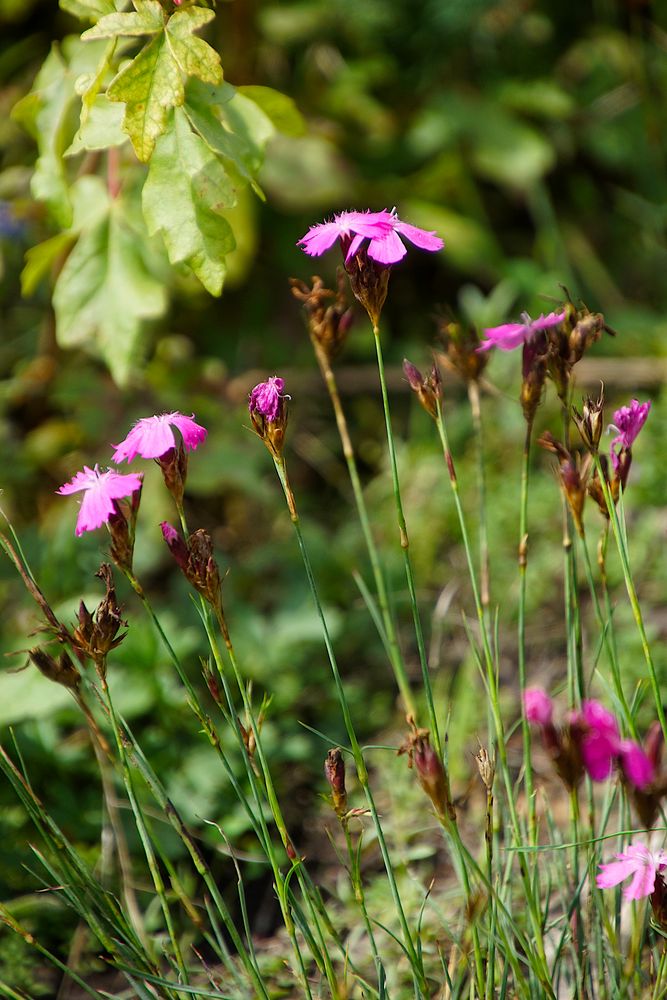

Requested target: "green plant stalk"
[
  {"left": 312, "top": 339, "right": 417, "bottom": 720},
  {"left": 116, "top": 718, "right": 271, "bottom": 999},
  {"left": 129, "top": 561, "right": 355, "bottom": 996},
  {"left": 517, "top": 422, "right": 537, "bottom": 843},
  {"left": 468, "top": 379, "right": 491, "bottom": 620},
  {"left": 372, "top": 324, "right": 441, "bottom": 754},
  {"left": 592, "top": 454, "right": 667, "bottom": 742},
  {"left": 433, "top": 401, "right": 554, "bottom": 994},
  {"left": 200, "top": 610, "right": 332, "bottom": 1000},
  {"left": 272, "top": 453, "right": 429, "bottom": 997},
  {"left": 342, "top": 823, "right": 383, "bottom": 984},
  {"left": 578, "top": 531, "right": 635, "bottom": 736},
  {"left": 99, "top": 670, "right": 187, "bottom": 990}
]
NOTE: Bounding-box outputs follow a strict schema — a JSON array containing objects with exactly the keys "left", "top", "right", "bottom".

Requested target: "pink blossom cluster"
[
  {"left": 58, "top": 412, "right": 207, "bottom": 535},
  {"left": 298, "top": 208, "right": 444, "bottom": 266},
  {"left": 524, "top": 688, "right": 654, "bottom": 789}
]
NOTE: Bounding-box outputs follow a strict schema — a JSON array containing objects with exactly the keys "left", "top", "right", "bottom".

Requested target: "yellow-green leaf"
[
  {"left": 165, "top": 6, "right": 221, "bottom": 84},
  {"left": 142, "top": 109, "right": 236, "bottom": 295},
  {"left": 82, "top": 0, "right": 164, "bottom": 40},
  {"left": 107, "top": 34, "right": 183, "bottom": 161}
]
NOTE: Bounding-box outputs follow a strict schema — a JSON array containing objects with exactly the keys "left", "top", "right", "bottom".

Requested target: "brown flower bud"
[
  {"left": 438, "top": 319, "right": 488, "bottom": 383},
  {"left": 403, "top": 358, "right": 442, "bottom": 420},
  {"left": 399, "top": 727, "right": 454, "bottom": 822},
  {"left": 72, "top": 565, "right": 126, "bottom": 672},
  {"left": 29, "top": 647, "right": 80, "bottom": 690},
  {"left": 572, "top": 386, "right": 605, "bottom": 452},
  {"left": 520, "top": 334, "right": 548, "bottom": 425},
  {"left": 324, "top": 748, "right": 348, "bottom": 819},
  {"left": 158, "top": 444, "right": 189, "bottom": 507},
  {"left": 343, "top": 249, "right": 390, "bottom": 330}
]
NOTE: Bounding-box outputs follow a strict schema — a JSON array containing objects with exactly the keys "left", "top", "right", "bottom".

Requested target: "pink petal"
[
  {"left": 393, "top": 220, "right": 444, "bottom": 252},
  {"left": 167, "top": 412, "right": 207, "bottom": 452},
  {"left": 478, "top": 323, "right": 528, "bottom": 352},
  {"left": 530, "top": 310, "right": 566, "bottom": 332},
  {"left": 297, "top": 221, "right": 344, "bottom": 256},
  {"left": 523, "top": 687, "right": 553, "bottom": 726},
  {"left": 345, "top": 232, "right": 366, "bottom": 262},
  {"left": 336, "top": 209, "right": 395, "bottom": 236},
  {"left": 626, "top": 860, "right": 657, "bottom": 900},
  {"left": 367, "top": 230, "right": 407, "bottom": 265},
  {"left": 57, "top": 465, "right": 98, "bottom": 495},
  {"left": 619, "top": 740, "right": 655, "bottom": 789},
  {"left": 597, "top": 855, "right": 643, "bottom": 890},
  {"left": 76, "top": 484, "right": 117, "bottom": 536},
  {"left": 113, "top": 418, "right": 175, "bottom": 462}
]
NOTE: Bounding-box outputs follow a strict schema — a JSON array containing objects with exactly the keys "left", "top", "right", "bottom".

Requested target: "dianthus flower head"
[
  {"left": 597, "top": 842, "right": 667, "bottom": 900},
  {"left": 578, "top": 699, "right": 621, "bottom": 781},
  {"left": 297, "top": 208, "right": 444, "bottom": 267},
  {"left": 112, "top": 412, "right": 207, "bottom": 464},
  {"left": 610, "top": 399, "right": 651, "bottom": 470},
  {"left": 619, "top": 740, "right": 656, "bottom": 790},
  {"left": 57, "top": 465, "right": 143, "bottom": 537},
  {"left": 248, "top": 377, "right": 286, "bottom": 423},
  {"left": 478, "top": 310, "right": 566, "bottom": 353},
  {"left": 523, "top": 687, "right": 554, "bottom": 727}
]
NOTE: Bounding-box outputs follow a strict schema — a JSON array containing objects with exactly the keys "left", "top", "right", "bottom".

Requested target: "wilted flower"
[
  {"left": 597, "top": 842, "right": 667, "bottom": 900},
  {"left": 112, "top": 412, "right": 207, "bottom": 463},
  {"left": 161, "top": 522, "right": 222, "bottom": 611},
  {"left": 478, "top": 311, "right": 566, "bottom": 352},
  {"left": 297, "top": 208, "right": 443, "bottom": 266},
  {"left": 290, "top": 273, "right": 354, "bottom": 363},
  {"left": 324, "top": 748, "right": 348, "bottom": 819},
  {"left": 610, "top": 399, "right": 651, "bottom": 471},
  {"left": 57, "top": 466, "right": 143, "bottom": 537},
  {"left": 573, "top": 387, "right": 605, "bottom": 452},
  {"left": 72, "top": 564, "right": 126, "bottom": 672}
]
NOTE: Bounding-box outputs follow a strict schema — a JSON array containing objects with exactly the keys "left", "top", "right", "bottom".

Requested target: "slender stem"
[
  {"left": 468, "top": 379, "right": 491, "bottom": 619},
  {"left": 592, "top": 453, "right": 667, "bottom": 741},
  {"left": 372, "top": 324, "right": 440, "bottom": 754},
  {"left": 312, "top": 339, "right": 417, "bottom": 721},
  {"left": 342, "top": 823, "right": 383, "bottom": 983},
  {"left": 433, "top": 401, "right": 554, "bottom": 994},
  {"left": 99, "top": 670, "right": 187, "bottom": 990},
  {"left": 578, "top": 531, "right": 636, "bottom": 736},
  {"left": 517, "top": 421, "right": 536, "bottom": 842},
  {"left": 273, "top": 454, "right": 429, "bottom": 996}
]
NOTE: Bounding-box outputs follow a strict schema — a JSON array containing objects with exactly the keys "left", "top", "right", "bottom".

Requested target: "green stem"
[
  {"left": 313, "top": 340, "right": 417, "bottom": 721},
  {"left": 517, "top": 421, "right": 536, "bottom": 843},
  {"left": 433, "top": 402, "right": 554, "bottom": 995},
  {"left": 372, "top": 324, "right": 440, "bottom": 754},
  {"left": 273, "top": 454, "right": 429, "bottom": 997},
  {"left": 592, "top": 454, "right": 667, "bottom": 742}
]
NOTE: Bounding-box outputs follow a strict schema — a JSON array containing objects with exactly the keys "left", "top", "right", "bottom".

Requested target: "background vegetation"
[{"left": 1, "top": 0, "right": 667, "bottom": 993}]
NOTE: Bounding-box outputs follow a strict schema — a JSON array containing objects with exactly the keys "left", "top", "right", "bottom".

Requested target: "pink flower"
[
  {"left": 619, "top": 740, "right": 655, "bottom": 790},
  {"left": 610, "top": 399, "right": 651, "bottom": 470},
  {"left": 112, "top": 412, "right": 207, "bottom": 464},
  {"left": 478, "top": 311, "right": 566, "bottom": 352},
  {"left": 57, "top": 465, "right": 143, "bottom": 536},
  {"left": 524, "top": 687, "right": 554, "bottom": 726},
  {"left": 249, "top": 377, "right": 287, "bottom": 423},
  {"left": 297, "top": 209, "right": 444, "bottom": 266},
  {"left": 579, "top": 699, "right": 621, "bottom": 781},
  {"left": 597, "top": 842, "right": 667, "bottom": 900}
]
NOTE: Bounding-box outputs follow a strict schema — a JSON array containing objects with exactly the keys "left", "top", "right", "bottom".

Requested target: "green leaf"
[
  {"left": 143, "top": 109, "right": 236, "bottom": 295},
  {"left": 81, "top": 0, "right": 164, "bottom": 40},
  {"left": 65, "top": 94, "right": 127, "bottom": 154},
  {"left": 237, "top": 85, "right": 305, "bottom": 137},
  {"left": 53, "top": 199, "right": 167, "bottom": 384},
  {"left": 21, "top": 232, "right": 77, "bottom": 296},
  {"left": 165, "top": 6, "right": 221, "bottom": 84},
  {"left": 107, "top": 33, "right": 182, "bottom": 161},
  {"left": 60, "top": 0, "right": 117, "bottom": 21}
]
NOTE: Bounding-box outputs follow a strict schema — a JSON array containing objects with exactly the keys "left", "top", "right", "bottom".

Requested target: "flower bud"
[
  {"left": 343, "top": 248, "right": 390, "bottom": 330},
  {"left": 249, "top": 377, "right": 289, "bottom": 458},
  {"left": 572, "top": 387, "right": 605, "bottom": 452},
  {"left": 324, "top": 748, "right": 348, "bottom": 819},
  {"left": 399, "top": 727, "right": 454, "bottom": 822},
  {"left": 29, "top": 647, "right": 80, "bottom": 690},
  {"left": 403, "top": 358, "right": 442, "bottom": 420}
]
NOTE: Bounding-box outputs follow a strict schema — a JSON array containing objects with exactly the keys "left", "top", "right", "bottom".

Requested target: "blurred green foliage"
[{"left": 1, "top": 0, "right": 667, "bottom": 983}]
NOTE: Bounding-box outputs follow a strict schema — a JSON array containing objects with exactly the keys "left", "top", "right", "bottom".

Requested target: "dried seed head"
[
  {"left": 72, "top": 564, "right": 127, "bottom": 672},
  {"left": 290, "top": 273, "right": 354, "bottom": 363},
  {"left": 475, "top": 746, "right": 495, "bottom": 791},
  {"left": 438, "top": 319, "right": 488, "bottom": 383}
]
